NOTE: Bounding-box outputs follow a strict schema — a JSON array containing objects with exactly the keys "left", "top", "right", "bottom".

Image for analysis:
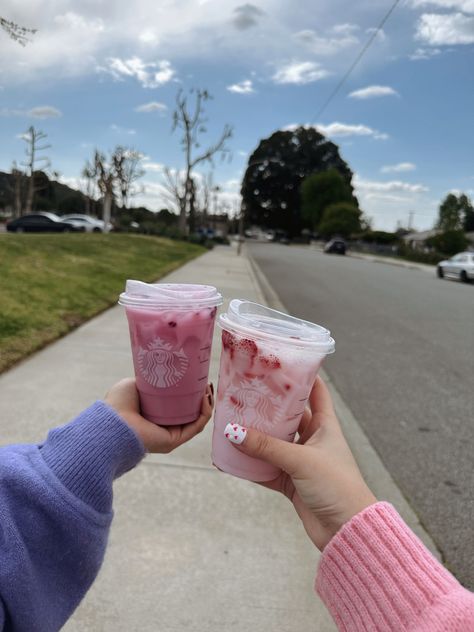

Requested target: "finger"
[
  {"left": 296, "top": 407, "right": 313, "bottom": 437},
  {"left": 172, "top": 391, "right": 213, "bottom": 447},
  {"left": 225, "top": 424, "right": 302, "bottom": 478},
  {"left": 308, "top": 377, "right": 335, "bottom": 417}
]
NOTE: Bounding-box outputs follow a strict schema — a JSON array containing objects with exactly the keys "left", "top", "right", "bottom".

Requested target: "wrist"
[{"left": 319, "top": 489, "right": 377, "bottom": 550}]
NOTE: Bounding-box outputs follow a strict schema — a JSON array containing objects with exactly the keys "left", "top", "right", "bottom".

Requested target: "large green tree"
[
  {"left": 301, "top": 168, "right": 357, "bottom": 231},
  {"left": 318, "top": 202, "right": 362, "bottom": 239},
  {"left": 459, "top": 194, "right": 474, "bottom": 232},
  {"left": 241, "top": 126, "right": 354, "bottom": 236},
  {"left": 437, "top": 193, "right": 463, "bottom": 231}
]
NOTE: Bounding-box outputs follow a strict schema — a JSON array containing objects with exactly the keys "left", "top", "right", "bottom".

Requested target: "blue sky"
[{"left": 0, "top": 0, "right": 473, "bottom": 230}]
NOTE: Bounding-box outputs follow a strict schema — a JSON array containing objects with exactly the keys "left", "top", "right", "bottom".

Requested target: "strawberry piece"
[
  {"left": 222, "top": 330, "right": 236, "bottom": 350},
  {"left": 259, "top": 354, "right": 281, "bottom": 369},
  {"left": 237, "top": 338, "right": 258, "bottom": 356}
]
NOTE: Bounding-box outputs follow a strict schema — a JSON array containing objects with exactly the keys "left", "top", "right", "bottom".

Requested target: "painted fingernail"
[
  {"left": 210, "top": 382, "right": 214, "bottom": 395},
  {"left": 207, "top": 393, "right": 213, "bottom": 405},
  {"left": 224, "top": 422, "right": 247, "bottom": 444}
]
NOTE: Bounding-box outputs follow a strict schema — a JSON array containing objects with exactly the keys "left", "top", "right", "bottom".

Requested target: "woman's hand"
[
  {"left": 105, "top": 378, "right": 214, "bottom": 453},
  {"left": 226, "top": 377, "right": 376, "bottom": 550}
]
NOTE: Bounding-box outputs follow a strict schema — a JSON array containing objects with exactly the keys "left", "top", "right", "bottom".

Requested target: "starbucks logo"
[
  {"left": 137, "top": 338, "right": 189, "bottom": 388},
  {"left": 225, "top": 377, "right": 283, "bottom": 432}
]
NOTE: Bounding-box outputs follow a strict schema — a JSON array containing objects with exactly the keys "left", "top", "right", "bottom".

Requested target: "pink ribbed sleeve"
[{"left": 316, "top": 502, "right": 474, "bottom": 631}]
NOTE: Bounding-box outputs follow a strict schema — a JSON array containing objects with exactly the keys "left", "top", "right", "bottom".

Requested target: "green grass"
[{"left": 0, "top": 233, "right": 205, "bottom": 373}]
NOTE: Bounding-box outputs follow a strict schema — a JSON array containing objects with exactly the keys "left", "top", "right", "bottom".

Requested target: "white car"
[
  {"left": 62, "top": 214, "right": 111, "bottom": 233},
  {"left": 437, "top": 251, "right": 474, "bottom": 283}
]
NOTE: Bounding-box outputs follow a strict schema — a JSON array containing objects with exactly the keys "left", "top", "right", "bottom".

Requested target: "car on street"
[
  {"left": 61, "top": 214, "right": 110, "bottom": 232},
  {"left": 323, "top": 239, "right": 347, "bottom": 255},
  {"left": 6, "top": 212, "right": 85, "bottom": 233},
  {"left": 437, "top": 251, "right": 474, "bottom": 283}
]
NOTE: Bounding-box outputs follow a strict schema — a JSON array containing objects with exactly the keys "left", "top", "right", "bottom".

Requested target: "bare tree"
[
  {"left": 80, "top": 161, "right": 98, "bottom": 215},
  {"left": 0, "top": 17, "right": 36, "bottom": 45},
  {"left": 92, "top": 151, "right": 115, "bottom": 232},
  {"left": 171, "top": 88, "right": 232, "bottom": 232},
  {"left": 21, "top": 126, "right": 51, "bottom": 215},
  {"left": 162, "top": 166, "right": 186, "bottom": 218},
  {"left": 10, "top": 161, "right": 25, "bottom": 218},
  {"left": 113, "top": 147, "right": 145, "bottom": 209}
]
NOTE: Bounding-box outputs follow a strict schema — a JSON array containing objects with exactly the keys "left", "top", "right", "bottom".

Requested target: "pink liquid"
[
  {"left": 212, "top": 329, "right": 326, "bottom": 481},
  {"left": 125, "top": 305, "right": 217, "bottom": 425}
]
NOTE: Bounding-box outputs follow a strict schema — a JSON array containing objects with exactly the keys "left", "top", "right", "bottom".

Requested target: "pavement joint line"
[
  {"left": 245, "top": 246, "right": 442, "bottom": 558},
  {"left": 142, "top": 459, "right": 217, "bottom": 472}
]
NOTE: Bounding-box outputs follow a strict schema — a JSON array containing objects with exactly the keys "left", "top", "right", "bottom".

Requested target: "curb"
[
  {"left": 245, "top": 248, "right": 441, "bottom": 559},
  {"left": 347, "top": 251, "right": 435, "bottom": 273}
]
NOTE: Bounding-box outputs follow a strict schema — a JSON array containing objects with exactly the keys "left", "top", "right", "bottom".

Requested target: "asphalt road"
[{"left": 248, "top": 242, "right": 474, "bottom": 588}]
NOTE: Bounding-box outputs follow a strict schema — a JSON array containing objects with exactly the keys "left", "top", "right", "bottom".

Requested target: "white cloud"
[
  {"left": 411, "top": 0, "right": 474, "bottom": 12},
  {"left": 99, "top": 57, "right": 175, "bottom": 88},
  {"left": 354, "top": 176, "right": 428, "bottom": 194},
  {"left": 273, "top": 61, "right": 329, "bottom": 85},
  {"left": 381, "top": 162, "right": 417, "bottom": 173},
  {"left": 110, "top": 124, "right": 136, "bottom": 135},
  {"left": 232, "top": 4, "right": 265, "bottom": 30},
  {"left": 27, "top": 106, "right": 62, "bottom": 119},
  {"left": 227, "top": 79, "right": 254, "bottom": 94},
  {"left": 135, "top": 101, "right": 167, "bottom": 113},
  {"left": 294, "top": 24, "right": 359, "bottom": 55},
  {"left": 143, "top": 161, "right": 164, "bottom": 172},
  {"left": 0, "top": 105, "right": 62, "bottom": 118},
  {"left": 316, "top": 122, "right": 389, "bottom": 140},
  {"left": 348, "top": 85, "right": 399, "bottom": 99},
  {"left": 410, "top": 46, "right": 442, "bottom": 59},
  {"left": 416, "top": 12, "right": 474, "bottom": 44}
]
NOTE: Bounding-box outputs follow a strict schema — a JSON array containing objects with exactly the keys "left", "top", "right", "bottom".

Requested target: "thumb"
[{"left": 224, "top": 423, "right": 301, "bottom": 477}]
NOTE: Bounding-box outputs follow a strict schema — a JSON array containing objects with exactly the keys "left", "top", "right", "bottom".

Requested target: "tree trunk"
[
  {"left": 14, "top": 173, "right": 22, "bottom": 218},
  {"left": 103, "top": 193, "right": 112, "bottom": 233},
  {"left": 25, "top": 174, "right": 34, "bottom": 214}
]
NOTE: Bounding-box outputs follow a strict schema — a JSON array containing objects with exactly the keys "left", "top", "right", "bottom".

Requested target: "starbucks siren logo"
[
  {"left": 225, "top": 377, "right": 283, "bottom": 432},
  {"left": 138, "top": 338, "right": 189, "bottom": 388}
]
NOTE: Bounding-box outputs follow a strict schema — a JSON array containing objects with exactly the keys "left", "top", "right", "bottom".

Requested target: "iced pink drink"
[
  {"left": 119, "top": 282, "right": 222, "bottom": 425},
  {"left": 212, "top": 301, "right": 334, "bottom": 481}
]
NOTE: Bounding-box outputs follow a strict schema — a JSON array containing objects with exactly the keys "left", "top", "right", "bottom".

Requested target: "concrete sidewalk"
[{"left": 0, "top": 245, "right": 438, "bottom": 631}]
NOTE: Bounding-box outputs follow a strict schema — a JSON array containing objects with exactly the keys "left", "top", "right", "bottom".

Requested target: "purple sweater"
[{"left": 0, "top": 402, "right": 145, "bottom": 631}]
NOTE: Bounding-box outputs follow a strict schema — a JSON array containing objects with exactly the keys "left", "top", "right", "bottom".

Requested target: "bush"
[
  {"left": 425, "top": 230, "right": 468, "bottom": 256},
  {"left": 398, "top": 243, "right": 445, "bottom": 265}
]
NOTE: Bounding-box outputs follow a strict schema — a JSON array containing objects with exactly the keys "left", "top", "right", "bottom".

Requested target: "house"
[{"left": 402, "top": 229, "right": 440, "bottom": 251}]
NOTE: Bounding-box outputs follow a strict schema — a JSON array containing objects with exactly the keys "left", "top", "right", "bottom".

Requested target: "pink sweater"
[{"left": 316, "top": 502, "right": 474, "bottom": 631}]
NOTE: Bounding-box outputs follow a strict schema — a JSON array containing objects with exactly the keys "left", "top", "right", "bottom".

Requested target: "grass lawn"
[{"left": 0, "top": 233, "right": 205, "bottom": 373}]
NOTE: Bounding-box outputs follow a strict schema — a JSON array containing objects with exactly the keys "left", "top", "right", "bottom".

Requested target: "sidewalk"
[{"left": 0, "top": 244, "right": 438, "bottom": 631}]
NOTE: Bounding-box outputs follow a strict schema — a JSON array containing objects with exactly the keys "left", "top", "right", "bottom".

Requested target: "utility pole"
[{"left": 408, "top": 211, "right": 415, "bottom": 231}]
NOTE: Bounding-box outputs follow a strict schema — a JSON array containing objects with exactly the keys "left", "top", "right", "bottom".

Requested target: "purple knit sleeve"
[
  {"left": 316, "top": 502, "right": 474, "bottom": 631},
  {"left": 40, "top": 400, "right": 145, "bottom": 512},
  {"left": 0, "top": 402, "right": 145, "bottom": 631}
]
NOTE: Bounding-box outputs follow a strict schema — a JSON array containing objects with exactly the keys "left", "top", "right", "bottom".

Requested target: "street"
[{"left": 248, "top": 242, "right": 474, "bottom": 589}]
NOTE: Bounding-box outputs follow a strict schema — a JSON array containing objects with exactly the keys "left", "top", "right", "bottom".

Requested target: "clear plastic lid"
[
  {"left": 219, "top": 299, "right": 335, "bottom": 353},
  {"left": 118, "top": 280, "right": 223, "bottom": 309}
]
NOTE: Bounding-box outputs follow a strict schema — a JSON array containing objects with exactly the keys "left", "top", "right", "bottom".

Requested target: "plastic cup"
[
  {"left": 211, "top": 300, "right": 335, "bottom": 481},
  {"left": 119, "top": 281, "right": 222, "bottom": 425}
]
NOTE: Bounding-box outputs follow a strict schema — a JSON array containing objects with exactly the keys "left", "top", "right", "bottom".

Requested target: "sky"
[{"left": 0, "top": 0, "right": 473, "bottom": 231}]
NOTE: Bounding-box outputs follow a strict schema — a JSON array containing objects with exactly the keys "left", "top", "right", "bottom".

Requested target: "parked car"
[
  {"left": 62, "top": 214, "right": 109, "bottom": 232},
  {"left": 324, "top": 239, "right": 347, "bottom": 255},
  {"left": 437, "top": 251, "right": 474, "bottom": 283},
  {"left": 6, "top": 212, "right": 85, "bottom": 233}
]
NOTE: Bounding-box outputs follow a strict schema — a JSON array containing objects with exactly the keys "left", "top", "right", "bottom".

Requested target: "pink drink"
[
  {"left": 212, "top": 300, "right": 335, "bottom": 481},
  {"left": 119, "top": 281, "right": 222, "bottom": 425}
]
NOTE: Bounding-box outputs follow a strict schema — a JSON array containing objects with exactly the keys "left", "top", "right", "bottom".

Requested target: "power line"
[{"left": 310, "top": 0, "right": 402, "bottom": 123}]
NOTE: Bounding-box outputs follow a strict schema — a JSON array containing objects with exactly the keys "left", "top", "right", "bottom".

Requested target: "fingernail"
[
  {"left": 224, "top": 422, "right": 247, "bottom": 444},
  {"left": 207, "top": 393, "right": 213, "bottom": 405},
  {"left": 210, "top": 382, "right": 214, "bottom": 395}
]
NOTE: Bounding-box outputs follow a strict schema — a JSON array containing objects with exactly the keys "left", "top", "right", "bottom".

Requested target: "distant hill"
[{"left": 0, "top": 170, "right": 96, "bottom": 216}]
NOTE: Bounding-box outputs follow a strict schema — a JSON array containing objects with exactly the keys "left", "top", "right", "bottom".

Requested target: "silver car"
[
  {"left": 437, "top": 251, "right": 474, "bottom": 283},
  {"left": 62, "top": 214, "right": 110, "bottom": 233}
]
